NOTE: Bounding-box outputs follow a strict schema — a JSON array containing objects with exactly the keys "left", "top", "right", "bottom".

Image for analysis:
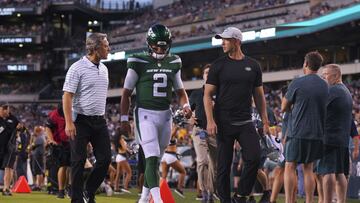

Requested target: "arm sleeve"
[
  {"left": 285, "top": 80, "right": 297, "bottom": 104},
  {"left": 254, "top": 62, "right": 263, "bottom": 87},
  {"left": 206, "top": 63, "right": 219, "bottom": 86},
  {"left": 63, "top": 65, "right": 80, "bottom": 93},
  {"left": 173, "top": 70, "right": 184, "bottom": 90},
  {"left": 45, "top": 118, "right": 56, "bottom": 130},
  {"left": 123, "top": 68, "right": 139, "bottom": 90}
]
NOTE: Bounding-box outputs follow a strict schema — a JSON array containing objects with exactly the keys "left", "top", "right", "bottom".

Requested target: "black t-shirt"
[
  {"left": 0, "top": 118, "right": 8, "bottom": 156},
  {"left": 324, "top": 83, "right": 353, "bottom": 147},
  {"left": 206, "top": 55, "right": 262, "bottom": 123},
  {"left": 189, "top": 87, "right": 207, "bottom": 129}
]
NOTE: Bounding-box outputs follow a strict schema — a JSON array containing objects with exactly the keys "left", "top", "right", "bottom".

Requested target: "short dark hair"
[
  {"left": 304, "top": 51, "right": 323, "bottom": 71},
  {"left": 202, "top": 64, "right": 211, "bottom": 73}
]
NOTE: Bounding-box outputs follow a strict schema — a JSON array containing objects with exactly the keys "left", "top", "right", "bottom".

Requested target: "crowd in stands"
[
  {"left": 108, "top": 0, "right": 359, "bottom": 50},
  {"left": 0, "top": 0, "right": 38, "bottom": 6},
  {"left": 0, "top": 53, "right": 43, "bottom": 64},
  {"left": 0, "top": 80, "right": 47, "bottom": 94},
  {"left": 0, "top": 24, "right": 44, "bottom": 36}
]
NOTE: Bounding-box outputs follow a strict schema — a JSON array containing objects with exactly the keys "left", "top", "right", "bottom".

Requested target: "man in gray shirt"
[
  {"left": 63, "top": 33, "right": 111, "bottom": 203},
  {"left": 318, "top": 64, "right": 353, "bottom": 203},
  {"left": 281, "top": 51, "right": 328, "bottom": 203}
]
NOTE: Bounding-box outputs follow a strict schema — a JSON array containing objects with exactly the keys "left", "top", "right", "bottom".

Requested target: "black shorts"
[
  {"left": 1, "top": 151, "right": 16, "bottom": 169},
  {"left": 285, "top": 137, "right": 323, "bottom": 164},
  {"left": 316, "top": 145, "right": 349, "bottom": 176},
  {"left": 58, "top": 145, "right": 71, "bottom": 167},
  {"left": 138, "top": 146, "right": 145, "bottom": 174},
  {"left": 32, "top": 155, "right": 44, "bottom": 175}
]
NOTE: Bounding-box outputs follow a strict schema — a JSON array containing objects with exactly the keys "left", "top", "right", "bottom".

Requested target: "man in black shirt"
[
  {"left": 0, "top": 103, "right": 8, "bottom": 168},
  {"left": 204, "top": 27, "right": 269, "bottom": 203},
  {"left": 190, "top": 64, "right": 217, "bottom": 203},
  {"left": 318, "top": 64, "right": 353, "bottom": 203},
  {"left": 0, "top": 103, "right": 19, "bottom": 196}
]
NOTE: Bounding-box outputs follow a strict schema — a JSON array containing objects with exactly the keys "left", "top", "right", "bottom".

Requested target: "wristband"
[
  {"left": 183, "top": 103, "right": 190, "bottom": 109},
  {"left": 121, "top": 115, "right": 129, "bottom": 122}
]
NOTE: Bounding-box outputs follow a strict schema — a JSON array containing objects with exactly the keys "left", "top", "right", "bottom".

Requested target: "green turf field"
[{"left": 0, "top": 190, "right": 359, "bottom": 203}]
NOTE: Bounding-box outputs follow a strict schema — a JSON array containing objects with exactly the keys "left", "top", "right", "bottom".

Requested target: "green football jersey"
[{"left": 127, "top": 53, "right": 182, "bottom": 110}]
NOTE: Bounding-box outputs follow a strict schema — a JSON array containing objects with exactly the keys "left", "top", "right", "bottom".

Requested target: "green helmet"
[{"left": 146, "top": 24, "right": 172, "bottom": 59}]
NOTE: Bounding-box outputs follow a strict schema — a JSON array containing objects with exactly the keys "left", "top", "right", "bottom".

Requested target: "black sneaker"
[
  {"left": 57, "top": 190, "right": 65, "bottom": 199},
  {"left": 259, "top": 190, "right": 271, "bottom": 203},
  {"left": 232, "top": 194, "right": 247, "bottom": 203},
  {"left": 83, "top": 191, "right": 96, "bottom": 203},
  {"left": 248, "top": 195, "right": 256, "bottom": 203},
  {"left": 174, "top": 188, "right": 185, "bottom": 198},
  {"left": 2, "top": 189, "right": 12, "bottom": 196}
]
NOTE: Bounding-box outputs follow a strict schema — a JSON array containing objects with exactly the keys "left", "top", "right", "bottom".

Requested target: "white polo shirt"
[{"left": 63, "top": 56, "right": 109, "bottom": 116}]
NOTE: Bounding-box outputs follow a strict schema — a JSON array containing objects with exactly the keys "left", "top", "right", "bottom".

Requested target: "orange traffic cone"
[
  {"left": 149, "top": 179, "right": 176, "bottom": 203},
  {"left": 12, "top": 176, "right": 31, "bottom": 193}
]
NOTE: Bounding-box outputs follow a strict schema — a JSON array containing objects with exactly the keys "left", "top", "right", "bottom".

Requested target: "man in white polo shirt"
[{"left": 63, "top": 33, "right": 111, "bottom": 203}]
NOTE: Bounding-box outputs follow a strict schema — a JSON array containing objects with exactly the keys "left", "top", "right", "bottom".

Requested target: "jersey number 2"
[{"left": 153, "top": 73, "right": 167, "bottom": 97}]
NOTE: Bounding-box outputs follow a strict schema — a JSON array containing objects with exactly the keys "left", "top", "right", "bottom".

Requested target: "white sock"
[
  {"left": 140, "top": 186, "right": 150, "bottom": 200},
  {"left": 150, "top": 187, "right": 162, "bottom": 203}
]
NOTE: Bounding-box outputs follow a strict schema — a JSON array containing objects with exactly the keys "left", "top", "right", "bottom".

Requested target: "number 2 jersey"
[{"left": 123, "top": 53, "right": 184, "bottom": 110}]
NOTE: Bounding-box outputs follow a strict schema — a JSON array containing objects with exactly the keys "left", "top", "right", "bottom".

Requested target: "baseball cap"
[{"left": 215, "top": 27, "right": 243, "bottom": 41}]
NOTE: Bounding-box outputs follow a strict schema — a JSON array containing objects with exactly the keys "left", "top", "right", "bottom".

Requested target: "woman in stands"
[
  {"left": 161, "top": 123, "right": 186, "bottom": 198},
  {"left": 114, "top": 129, "right": 132, "bottom": 194}
]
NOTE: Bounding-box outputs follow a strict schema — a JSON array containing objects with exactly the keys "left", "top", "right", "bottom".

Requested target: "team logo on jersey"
[
  {"left": 245, "top": 67, "right": 252, "bottom": 71},
  {"left": 157, "top": 63, "right": 161, "bottom": 67},
  {"left": 148, "top": 29, "right": 156, "bottom": 38}
]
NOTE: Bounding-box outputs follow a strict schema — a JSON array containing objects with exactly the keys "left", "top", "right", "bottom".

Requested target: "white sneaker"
[
  {"left": 137, "top": 197, "right": 150, "bottom": 203},
  {"left": 121, "top": 188, "right": 131, "bottom": 194}
]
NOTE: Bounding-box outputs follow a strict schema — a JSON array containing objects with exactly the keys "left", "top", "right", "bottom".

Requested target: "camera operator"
[
  {"left": 0, "top": 102, "right": 20, "bottom": 196},
  {"left": 45, "top": 103, "right": 71, "bottom": 198}
]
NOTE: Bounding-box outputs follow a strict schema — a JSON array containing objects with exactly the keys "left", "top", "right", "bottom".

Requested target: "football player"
[{"left": 120, "top": 24, "right": 192, "bottom": 203}]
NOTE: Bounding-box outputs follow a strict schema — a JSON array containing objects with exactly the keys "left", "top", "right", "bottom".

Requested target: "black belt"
[
  {"left": 77, "top": 114, "right": 104, "bottom": 120},
  {"left": 165, "top": 151, "right": 177, "bottom": 155}
]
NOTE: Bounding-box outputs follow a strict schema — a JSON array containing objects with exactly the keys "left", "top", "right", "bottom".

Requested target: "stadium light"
[
  {"left": 211, "top": 27, "right": 276, "bottom": 46},
  {"left": 259, "top": 28, "right": 276, "bottom": 38},
  {"left": 88, "top": 21, "right": 92, "bottom": 25},
  {"left": 93, "top": 20, "right": 98, "bottom": 25},
  {"left": 113, "top": 51, "right": 125, "bottom": 60}
]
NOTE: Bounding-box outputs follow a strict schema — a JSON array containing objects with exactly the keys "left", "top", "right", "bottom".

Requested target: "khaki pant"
[{"left": 192, "top": 126, "right": 217, "bottom": 193}]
